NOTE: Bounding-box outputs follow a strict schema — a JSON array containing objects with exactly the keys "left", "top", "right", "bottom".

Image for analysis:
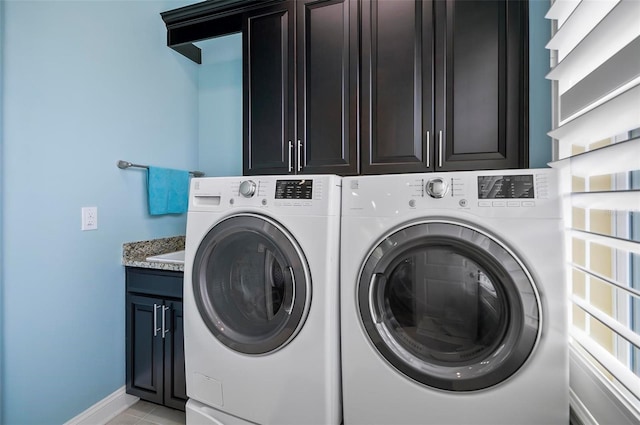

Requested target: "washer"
[
  {"left": 183, "top": 175, "right": 342, "bottom": 425},
  {"left": 340, "top": 169, "right": 568, "bottom": 424}
]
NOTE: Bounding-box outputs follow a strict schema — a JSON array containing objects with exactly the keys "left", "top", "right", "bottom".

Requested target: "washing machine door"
[
  {"left": 358, "top": 220, "right": 540, "bottom": 391},
  {"left": 192, "top": 213, "right": 311, "bottom": 355}
]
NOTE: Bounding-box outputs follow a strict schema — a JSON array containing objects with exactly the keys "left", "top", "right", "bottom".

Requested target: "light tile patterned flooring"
[{"left": 106, "top": 400, "right": 185, "bottom": 425}]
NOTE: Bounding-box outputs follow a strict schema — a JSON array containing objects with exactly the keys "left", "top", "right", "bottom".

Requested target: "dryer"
[
  {"left": 340, "top": 169, "right": 568, "bottom": 424},
  {"left": 183, "top": 175, "right": 342, "bottom": 425}
]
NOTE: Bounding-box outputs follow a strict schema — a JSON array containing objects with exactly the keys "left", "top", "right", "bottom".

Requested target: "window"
[{"left": 545, "top": 0, "right": 640, "bottom": 423}]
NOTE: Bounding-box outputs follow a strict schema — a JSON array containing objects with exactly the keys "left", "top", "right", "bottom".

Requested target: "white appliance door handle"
[
  {"left": 297, "top": 140, "right": 302, "bottom": 172},
  {"left": 286, "top": 266, "right": 296, "bottom": 315},
  {"left": 288, "top": 141, "right": 293, "bottom": 173},
  {"left": 369, "top": 273, "right": 385, "bottom": 324}
]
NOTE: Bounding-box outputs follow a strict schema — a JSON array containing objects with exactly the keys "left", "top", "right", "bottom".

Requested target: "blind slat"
[
  {"left": 545, "top": 0, "right": 580, "bottom": 27},
  {"left": 548, "top": 84, "right": 640, "bottom": 149},
  {"left": 570, "top": 229, "right": 640, "bottom": 254},
  {"left": 548, "top": 137, "right": 640, "bottom": 176},
  {"left": 546, "top": 0, "right": 618, "bottom": 61},
  {"left": 571, "top": 190, "right": 640, "bottom": 212},
  {"left": 560, "top": 37, "right": 640, "bottom": 121},
  {"left": 572, "top": 296, "right": 640, "bottom": 349},
  {"left": 571, "top": 262, "right": 640, "bottom": 299}
]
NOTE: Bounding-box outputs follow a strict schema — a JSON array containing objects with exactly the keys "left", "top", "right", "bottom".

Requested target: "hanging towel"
[{"left": 147, "top": 166, "right": 190, "bottom": 215}]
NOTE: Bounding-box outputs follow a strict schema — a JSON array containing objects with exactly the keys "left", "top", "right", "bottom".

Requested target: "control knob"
[
  {"left": 239, "top": 180, "right": 257, "bottom": 198},
  {"left": 426, "top": 177, "right": 449, "bottom": 199}
]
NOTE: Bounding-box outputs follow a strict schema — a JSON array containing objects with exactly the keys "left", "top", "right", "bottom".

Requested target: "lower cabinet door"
[
  {"left": 126, "top": 294, "right": 165, "bottom": 405},
  {"left": 164, "top": 300, "right": 187, "bottom": 410}
]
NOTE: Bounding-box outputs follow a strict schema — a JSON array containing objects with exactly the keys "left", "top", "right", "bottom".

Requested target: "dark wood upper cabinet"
[
  {"left": 436, "top": 0, "right": 527, "bottom": 171},
  {"left": 361, "top": 0, "right": 435, "bottom": 174},
  {"left": 361, "top": 0, "right": 527, "bottom": 174},
  {"left": 244, "top": 0, "right": 358, "bottom": 175},
  {"left": 161, "top": 0, "right": 528, "bottom": 176},
  {"left": 243, "top": 1, "right": 295, "bottom": 175},
  {"left": 296, "top": 0, "right": 359, "bottom": 175}
]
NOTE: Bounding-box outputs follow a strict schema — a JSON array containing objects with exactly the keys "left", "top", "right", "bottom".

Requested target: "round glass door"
[
  {"left": 358, "top": 220, "right": 540, "bottom": 391},
  {"left": 192, "top": 214, "right": 311, "bottom": 355}
]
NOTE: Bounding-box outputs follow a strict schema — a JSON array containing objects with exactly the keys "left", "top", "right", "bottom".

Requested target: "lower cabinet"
[{"left": 125, "top": 268, "right": 187, "bottom": 411}]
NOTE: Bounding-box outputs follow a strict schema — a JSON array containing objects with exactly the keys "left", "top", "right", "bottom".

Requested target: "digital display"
[
  {"left": 477, "top": 175, "right": 534, "bottom": 199},
  {"left": 275, "top": 180, "right": 313, "bottom": 200}
]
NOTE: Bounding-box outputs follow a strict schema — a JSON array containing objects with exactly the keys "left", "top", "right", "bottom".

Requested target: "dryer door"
[
  {"left": 358, "top": 220, "right": 540, "bottom": 391},
  {"left": 192, "top": 214, "right": 311, "bottom": 355}
]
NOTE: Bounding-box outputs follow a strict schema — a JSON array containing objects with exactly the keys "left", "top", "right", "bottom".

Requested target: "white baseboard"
[{"left": 64, "top": 386, "right": 139, "bottom": 425}]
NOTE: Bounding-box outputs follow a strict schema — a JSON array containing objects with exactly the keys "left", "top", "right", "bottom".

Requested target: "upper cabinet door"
[
  {"left": 243, "top": 2, "right": 295, "bottom": 176},
  {"left": 435, "top": 0, "right": 527, "bottom": 171},
  {"left": 297, "top": 0, "right": 359, "bottom": 175},
  {"left": 361, "top": 0, "right": 435, "bottom": 175},
  {"left": 361, "top": 0, "right": 527, "bottom": 174}
]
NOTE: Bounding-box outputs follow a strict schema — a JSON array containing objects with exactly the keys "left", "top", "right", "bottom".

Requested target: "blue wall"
[
  {"left": 529, "top": 0, "right": 553, "bottom": 167},
  {"left": 198, "top": 34, "right": 243, "bottom": 177},
  {"left": 0, "top": 0, "right": 5, "bottom": 418},
  {"left": 1, "top": 1, "right": 197, "bottom": 423}
]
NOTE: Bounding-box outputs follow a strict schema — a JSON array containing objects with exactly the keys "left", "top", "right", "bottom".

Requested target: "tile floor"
[{"left": 106, "top": 400, "right": 185, "bottom": 425}]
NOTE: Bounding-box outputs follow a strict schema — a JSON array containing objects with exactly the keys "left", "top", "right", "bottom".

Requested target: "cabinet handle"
[
  {"left": 162, "top": 305, "right": 170, "bottom": 339},
  {"left": 438, "top": 131, "right": 443, "bottom": 168},
  {"left": 297, "top": 140, "right": 302, "bottom": 172},
  {"left": 426, "top": 131, "right": 430, "bottom": 168},
  {"left": 285, "top": 266, "right": 296, "bottom": 315},
  {"left": 153, "top": 304, "right": 161, "bottom": 337},
  {"left": 288, "top": 141, "right": 293, "bottom": 173}
]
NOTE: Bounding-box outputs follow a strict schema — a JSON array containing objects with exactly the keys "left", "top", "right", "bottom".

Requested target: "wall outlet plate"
[{"left": 81, "top": 207, "right": 98, "bottom": 231}]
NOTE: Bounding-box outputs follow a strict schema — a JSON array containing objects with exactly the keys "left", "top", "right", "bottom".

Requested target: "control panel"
[
  {"left": 343, "top": 169, "right": 560, "bottom": 219},
  {"left": 189, "top": 175, "right": 341, "bottom": 216}
]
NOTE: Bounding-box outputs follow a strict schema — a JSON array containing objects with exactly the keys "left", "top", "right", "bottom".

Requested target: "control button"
[
  {"left": 239, "top": 180, "right": 257, "bottom": 198},
  {"left": 261, "top": 199, "right": 267, "bottom": 206},
  {"left": 522, "top": 201, "right": 535, "bottom": 207},
  {"left": 409, "top": 199, "right": 416, "bottom": 208},
  {"left": 478, "top": 201, "right": 491, "bottom": 207},
  {"left": 459, "top": 199, "right": 468, "bottom": 207},
  {"left": 492, "top": 201, "right": 506, "bottom": 207},
  {"left": 507, "top": 201, "right": 520, "bottom": 207},
  {"left": 229, "top": 198, "right": 234, "bottom": 205},
  {"left": 426, "top": 177, "right": 449, "bottom": 199}
]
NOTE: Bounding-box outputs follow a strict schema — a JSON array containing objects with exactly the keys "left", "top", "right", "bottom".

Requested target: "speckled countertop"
[{"left": 122, "top": 236, "right": 185, "bottom": 272}]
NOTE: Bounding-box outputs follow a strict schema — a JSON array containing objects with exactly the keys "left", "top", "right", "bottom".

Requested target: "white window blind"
[{"left": 546, "top": 0, "right": 640, "bottom": 423}]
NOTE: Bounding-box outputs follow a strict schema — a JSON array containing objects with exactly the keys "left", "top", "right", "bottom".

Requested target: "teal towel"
[{"left": 147, "top": 166, "right": 190, "bottom": 215}]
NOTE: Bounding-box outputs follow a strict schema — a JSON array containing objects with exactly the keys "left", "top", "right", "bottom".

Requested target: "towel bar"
[{"left": 117, "top": 160, "right": 204, "bottom": 177}]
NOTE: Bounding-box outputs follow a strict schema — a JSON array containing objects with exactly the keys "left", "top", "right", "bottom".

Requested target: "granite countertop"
[{"left": 122, "top": 236, "right": 185, "bottom": 272}]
